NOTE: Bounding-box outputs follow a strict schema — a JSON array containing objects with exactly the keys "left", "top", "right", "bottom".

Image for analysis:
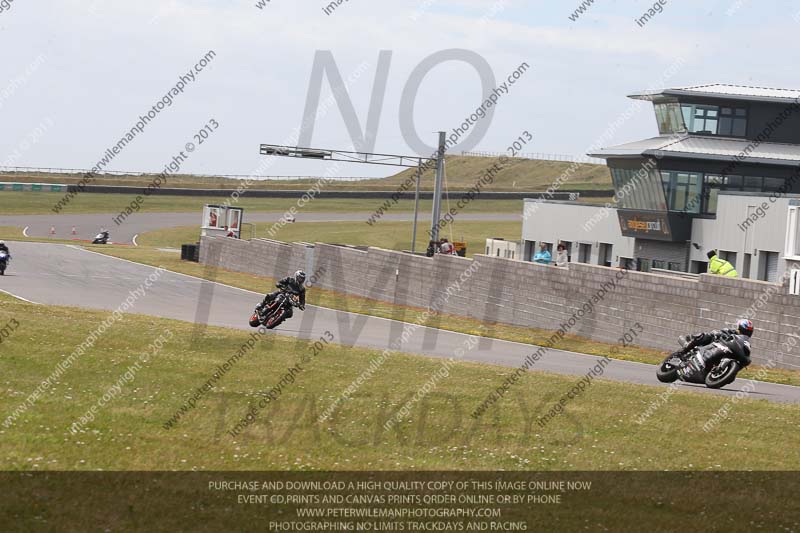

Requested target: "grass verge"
[
  {"left": 137, "top": 220, "right": 523, "bottom": 257},
  {"left": 0, "top": 191, "right": 611, "bottom": 216},
  {"left": 0, "top": 291, "right": 797, "bottom": 471}
]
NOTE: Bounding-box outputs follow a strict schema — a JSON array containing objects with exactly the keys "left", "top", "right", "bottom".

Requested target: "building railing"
[{"left": 651, "top": 268, "right": 700, "bottom": 280}]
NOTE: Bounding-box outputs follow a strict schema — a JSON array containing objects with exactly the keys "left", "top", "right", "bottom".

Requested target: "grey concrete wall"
[
  {"left": 200, "top": 236, "right": 800, "bottom": 370},
  {"left": 199, "top": 237, "right": 311, "bottom": 284}
]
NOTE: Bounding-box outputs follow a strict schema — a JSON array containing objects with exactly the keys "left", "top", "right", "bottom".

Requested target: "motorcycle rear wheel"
[
  {"left": 656, "top": 351, "right": 682, "bottom": 383},
  {"left": 705, "top": 361, "right": 740, "bottom": 389}
]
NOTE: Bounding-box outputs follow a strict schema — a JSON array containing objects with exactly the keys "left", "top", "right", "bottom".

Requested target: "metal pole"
[
  {"left": 430, "top": 131, "right": 446, "bottom": 243},
  {"left": 411, "top": 160, "right": 422, "bottom": 254}
]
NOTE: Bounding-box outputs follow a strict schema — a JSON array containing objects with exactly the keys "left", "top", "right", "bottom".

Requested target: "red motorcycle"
[{"left": 249, "top": 292, "right": 301, "bottom": 330}]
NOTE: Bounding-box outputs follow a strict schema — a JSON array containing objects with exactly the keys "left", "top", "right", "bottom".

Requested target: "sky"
[{"left": 1, "top": 0, "right": 800, "bottom": 179}]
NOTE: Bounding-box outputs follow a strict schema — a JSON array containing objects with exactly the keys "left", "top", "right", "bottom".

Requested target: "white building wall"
[
  {"left": 521, "top": 200, "right": 635, "bottom": 266},
  {"left": 691, "top": 192, "right": 794, "bottom": 279},
  {"left": 485, "top": 238, "right": 520, "bottom": 260},
  {"left": 522, "top": 193, "right": 797, "bottom": 279}
]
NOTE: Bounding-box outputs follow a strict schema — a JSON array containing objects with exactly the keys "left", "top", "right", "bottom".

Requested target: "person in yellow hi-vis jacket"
[{"left": 707, "top": 250, "right": 738, "bottom": 277}]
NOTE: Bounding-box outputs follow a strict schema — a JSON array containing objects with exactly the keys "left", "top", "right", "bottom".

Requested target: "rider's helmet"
[
  {"left": 294, "top": 270, "right": 307, "bottom": 286},
  {"left": 0, "top": 240, "right": 4, "bottom": 245},
  {"left": 736, "top": 318, "right": 754, "bottom": 337}
]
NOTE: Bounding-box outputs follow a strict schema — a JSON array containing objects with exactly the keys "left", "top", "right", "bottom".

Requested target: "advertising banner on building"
[{"left": 617, "top": 210, "right": 675, "bottom": 241}]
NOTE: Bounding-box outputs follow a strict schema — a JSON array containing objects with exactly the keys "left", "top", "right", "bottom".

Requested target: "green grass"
[
  {"left": 0, "top": 291, "right": 798, "bottom": 471},
  {"left": 136, "top": 219, "right": 522, "bottom": 257},
  {"left": 1, "top": 155, "right": 611, "bottom": 192},
  {"left": 375, "top": 155, "right": 611, "bottom": 191},
  {"left": 0, "top": 226, "right": 24, "bottom": 239},
  {"left": 0, "top": 192, "right": 556, "bottom": 216}
]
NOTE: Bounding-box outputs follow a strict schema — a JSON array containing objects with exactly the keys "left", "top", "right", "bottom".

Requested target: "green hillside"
[
  {"left": 0, "top": 156, "right": 611, "bottom": 192},
  {"left": 359, "top": 155, "right": 611, "bottom": 191}
]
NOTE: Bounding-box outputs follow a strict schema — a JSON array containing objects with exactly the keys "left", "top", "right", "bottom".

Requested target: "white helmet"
[{"left": 0, "top": 241, "right": 5, "bottom": 245}]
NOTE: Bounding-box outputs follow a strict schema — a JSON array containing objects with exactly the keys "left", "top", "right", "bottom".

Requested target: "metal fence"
[{"left": 0, "top": 182, "right": 65, "bottom": 192}]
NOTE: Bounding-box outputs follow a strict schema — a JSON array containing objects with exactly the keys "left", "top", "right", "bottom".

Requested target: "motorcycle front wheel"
[
  {"left": 705, "top": 361, "right": 740, "bottom": 389},
  {"left": 248, "top": 313, "right": 261, "bottom": 328},
  {"left": 265, "top": 309, "right": 286, "bottom": 330},
  {"left": 656, "top": 351, "right": 683, "bottom": 383}
]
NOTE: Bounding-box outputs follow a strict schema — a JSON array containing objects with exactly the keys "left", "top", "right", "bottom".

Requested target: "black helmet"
[
  {"left": 706, "top": 250, "right": 716, "bottom": 259},
  {"left": 736, "top": 318, "right": 754, "bottom": 337},
  {"left": 295, "top": 270, "right": 307, "bottom": 285}
]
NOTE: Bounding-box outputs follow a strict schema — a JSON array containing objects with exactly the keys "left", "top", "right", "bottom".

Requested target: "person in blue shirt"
[{"left": 533, "top": 242, "right": 552, "bottom": 264}]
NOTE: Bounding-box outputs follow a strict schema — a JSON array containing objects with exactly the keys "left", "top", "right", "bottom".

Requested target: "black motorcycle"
[
  {"left": 656, "top": 333, "right": 751, "bottom": 389},
  {"left": 0, "top": 250, "right": 9, "bottom": 276},
  {"left": 92, "top": 231, "right": 110, "bottom": 245},
  {"left": 249, "top": 292, "right": 301, "bottom": 330}
]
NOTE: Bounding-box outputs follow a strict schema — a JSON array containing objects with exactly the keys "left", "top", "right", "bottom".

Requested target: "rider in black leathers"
[
  {"left": 678, "top": 318, "right": 753, "bottom": 368},
  {"left": 0, "top": 241, "right": 10, "bottom": 275},
  {"left": 257, "top": 270, "right": 306, "bottom": 318}
]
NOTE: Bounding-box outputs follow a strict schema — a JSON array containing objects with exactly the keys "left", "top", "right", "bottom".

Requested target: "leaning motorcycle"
[
  {"left": 92, "top": 231, "right": 110, "bottom": 245},
  {"left": 656, "top": 333, "right": 751, "bottom": 389},
  {"left": 249, "top": 292, "right": 301, "bottom": 330},
  {"left": 0, "top": 250, "right": 9, "bottom": 275}
]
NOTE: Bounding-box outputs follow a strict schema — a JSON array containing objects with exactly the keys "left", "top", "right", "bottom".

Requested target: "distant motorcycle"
[
  {"left": 249, "top": 292, "right": 301, "bottom": 330},
  {"left": 0, "top": 250, "right": 9, "bottom": 276},
  {"left": 92, "top": 231, "right": 110, "bottom": 245},
  {"left": 657, "top": 333, "right": 751, "bottom": 389}
]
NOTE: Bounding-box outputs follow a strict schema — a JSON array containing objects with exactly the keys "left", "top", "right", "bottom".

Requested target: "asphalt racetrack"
[
  {"left": 2, "top": 241, "right": 799, "bottom": 404},
  {"left": 0, "top": 212, "right": 521, "bottom": 245}
]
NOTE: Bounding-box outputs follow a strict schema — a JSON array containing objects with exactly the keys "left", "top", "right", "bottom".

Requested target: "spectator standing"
[
  {"left": 555, "top": 243, "right": 569, "bottom": 266},
  {"left": 533, "top": 243, "right": 552, "bottom": 265},
  {"left": 439, "top": 238, "right": 456, "bottom": 255},
  {"left": 707, "top": 250, "right": 738, "bottom": 277},
  {"left": 426, "top": 240, "right": 437, "bottom": 257}
]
